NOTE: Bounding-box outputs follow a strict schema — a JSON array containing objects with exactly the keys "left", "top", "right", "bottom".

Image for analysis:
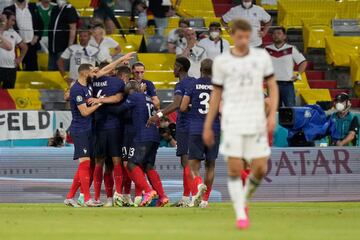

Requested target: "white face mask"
[
  {"left": 335, "top": 102, "right": 345, "bottom": 112},
  {"left": 210, "top": 31, "right": 220, "bottom": 39},
  {"left": 57, "top": 0, "right": 67, "bottom": 7},
  {"left": 243, "top": 1, "right": 252, "bottom": 8}
]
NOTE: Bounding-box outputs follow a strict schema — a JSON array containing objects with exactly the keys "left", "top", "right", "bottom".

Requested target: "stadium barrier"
[{"left": 0, "top": 147, "right": 359, "bottom": 203}]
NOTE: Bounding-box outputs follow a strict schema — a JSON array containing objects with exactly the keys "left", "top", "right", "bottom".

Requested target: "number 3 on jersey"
[{"left": 198, "top": 92, "right": 210, "bottom": 114}]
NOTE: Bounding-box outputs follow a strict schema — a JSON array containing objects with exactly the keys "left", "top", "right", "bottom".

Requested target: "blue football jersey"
[
  {"left": 92, "top": 76, "right": 125, "bottom": 130},
  {"left": 142, "top": 79, "right": 157, "bottom": 98},
  {"left": 185, "top": 77, "right": 221, "bottom": 135},
  {"left": 70, "top": 81, "right": 93, "bottom": 133},
  {"left": 174, "top": 77, "right": 196, "bottom": 132},
  {"left": 111, "top": 92, "right": 160, "bottom": 143}
]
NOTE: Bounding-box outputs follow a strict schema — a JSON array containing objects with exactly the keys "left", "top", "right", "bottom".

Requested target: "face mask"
[
  {"left": 210, "top": 31, "right": 220, "bottom": 39},
  {"left": 57, "top": 0, "right": 67, "bottom": 6},
  {"left": 243, "top": 1, "right": 252, "bottom": 8},
  {"left": 335, "top": 102, "right": 345, "bottom": 112}
]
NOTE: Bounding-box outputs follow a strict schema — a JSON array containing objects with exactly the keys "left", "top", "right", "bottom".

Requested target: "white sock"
[
  {"left": 228, "top": 177, "right": 247, "bottom": 220},
  {"left": 244, "top": 174, "right": 261, "bottom": 200},
  {"left": 182, "top": 196, "right": 190, "bottom": 202}
]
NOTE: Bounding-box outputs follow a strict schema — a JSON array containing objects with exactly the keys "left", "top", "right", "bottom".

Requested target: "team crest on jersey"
[
  {"left": 76, "top": 95, "right": 83, "bottom": 102},
  {"left": 83, "top": 148, "right": 87, "bottom": 154}
]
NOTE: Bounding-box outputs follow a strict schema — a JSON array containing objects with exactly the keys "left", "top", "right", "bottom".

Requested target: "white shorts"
[{"left": 220, "top": 131, "right": 271, "bottom": 162}]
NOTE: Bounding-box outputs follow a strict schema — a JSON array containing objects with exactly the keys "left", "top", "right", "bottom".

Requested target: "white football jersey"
[{"left": 212, "top": 47, "right": 274, "bottom": 134}]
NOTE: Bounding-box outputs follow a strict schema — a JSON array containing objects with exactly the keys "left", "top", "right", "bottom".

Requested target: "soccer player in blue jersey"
[
  {"left": 132, "top": 62, "right": 160, "bottom": 109},
  {"left": 64, "top": 52, "right": 134, "bottom": 208},
  {"left": 147, "top": 57, "right": 196, "bottom": 207},
  {"left": 106, "top": 80, "right": 168, "bottom": 207},
  {"left": 180, "top": 59, "right": 221, "bottom": 208},
  {"left": 89, "top": 62, "right": 126, "bottom": 207}
]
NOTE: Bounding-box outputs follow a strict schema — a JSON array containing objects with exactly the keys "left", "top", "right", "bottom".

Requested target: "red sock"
[
  {"left": 104, "top": 170, "right": 114, "bottom": 198},
  {"left": 113, "top": 163, "right": 123, "bottom": 194},
  {"left": 93, "top": 165, "right": 103, "bottom": 201},
  {"left": 122, "top": 166, "right": 132, "bottom": 194},
  {"left": 241, "top": 169, "right": 250, "bottom": 186},
  {"left": 203, "top": 184, "right": 212, "bottom": 201},
  {"left": 183, "top": 166, "right": 191, "bottom": 197},
  {"left": 66, "top": 168, "right": 80, "bottom": 199},
  {"left": 78, "top": 160, "right": 92, "bottom": 202},
  {"left": 127, "top": 166, "right": 152, "bottom": 193},
  {"left": 193, "top": 176, "right": 203, "bottom": 195},
  {"left": 146, "top": 169, "right": 166, "bottom": 198},
  {"left": 89, "top": 163, "right": 95, "bottom": 188}
]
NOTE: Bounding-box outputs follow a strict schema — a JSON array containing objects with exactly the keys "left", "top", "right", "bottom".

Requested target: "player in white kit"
[{"left": 203, "top": 19, "right": 279, "bottom": 230}]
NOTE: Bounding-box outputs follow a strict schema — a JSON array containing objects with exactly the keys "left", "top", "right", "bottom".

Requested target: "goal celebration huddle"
[{"left": 65, "top": 19, "right": 278, "bottom": 230}]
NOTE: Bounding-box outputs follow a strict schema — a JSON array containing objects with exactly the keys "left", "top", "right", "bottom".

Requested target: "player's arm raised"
[
  {"left": 203, "top": 86, "right": 222, "bottom": 147},
  {"left": 147, "top": 95, "right": 181, "bottom": 126},
  {"left": 88, "top": 93, "right": 123, "bottom": 105},
  {"left": 95, "top": 52, "right": 136, "bottom": 78},
  {"left": 179, "top": 95, "right": 190, "bottom": 112},
  {"left": 265, "top": 75, "right": 279, "bottom": 134}
]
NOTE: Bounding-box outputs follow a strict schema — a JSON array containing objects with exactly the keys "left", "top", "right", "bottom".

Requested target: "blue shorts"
[
  {"left": 72, "top": 130, "right": 94, "bottom": 160},
  {"left": 130, "top": 142, "right": 159, "bottom": 167},
  {"left": 188, "top": 134, "right": 220, "bottom": 162},
  {"left": 122, "top": 128, "right": 136, "bottom": 160},
  {"left": 176, "top": 131, "right": 189, "bottom": 157},
  {"left": 95, "top": 128, "right": 123, "bottom": 158}
]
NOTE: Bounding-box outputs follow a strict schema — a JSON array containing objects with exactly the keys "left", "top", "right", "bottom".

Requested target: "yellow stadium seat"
[
  {"left": 7, "top": 89, "right": 42, "bottom": 110},
  {"left": 221, "top": 34, "right": 234, "bottom": 46},
  {"left": 137, "top": 53, "right": 176, "bottom": 70},
  {"left": 16, "top": 71, "right": 68, "bottom": 90},
  {"left": 302, "top": 23, "right": 333, "bottom": 53},
  {"left": 204, "top": 17, "right": 221, "bottom": 28},
  {"left": 336, "top": 0, "right": 360, "bottom": 19},
  {"left": 116, "top": 16, "right": 132, "bottom": 31},
  {"left": 298, "top": 89, "right": 332, "bottom": 104},
  {"left": 37, "top": 52, "right": 49, "bottom": 71},
  {"left": 176, "top": 0, "right": 215, "bottom": 17},
  {"left": 69, "top": 0, "right": 90, "bottom": 9},
  {"left": 168, "top": 17, "right": 180, "bottom": 28},
  {"left": 109, "top": 34, "right": 143, "bottom": 53},
  {"left": 325, "top": 36, "right": 360, "bottom": 66},
  {"left": 144, "top": 71, "right": 176, "bottom": 89},
  {"left": 294, "top": 72, "right": 310, "bottom": 94},
  {"left": 78, "top": 7, "right": 94, "bottom": 17}
]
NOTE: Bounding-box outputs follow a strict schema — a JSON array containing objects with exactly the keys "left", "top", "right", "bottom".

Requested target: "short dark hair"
[
  {"left": 209, "top": 21, "right": 221, "bottom": 29},
  {"left": 2, "top": 10, "right": 15, "bottom": 20},
  {"left": 176, "top": 57, "right": 191, "bottom": 72},
  {"left": 132, "top": 61, "right": 145, "bottom": 69},
  {"left": 78, "top": 63, "right": 93, "bottom": 73},
  {"left": 230, "top": 18, "right": 252, "bottom": 33},
  {"left": 200, "top": 59, "right": 213, "bottom": 76},
  {"left": 98, "top": 61, "right": 110, "bottom": 69},
  {"left": 117, "top": 65, "right": 131, "bottom": 75},
  {"left": 125, "top": 80, "right": 140, "bottom": 94},
  {"left": 272, "top": 26, "right": 286, "bottom": 34},
  {"left": 179, "top": 18, "right": 190, "bottom": 27}
]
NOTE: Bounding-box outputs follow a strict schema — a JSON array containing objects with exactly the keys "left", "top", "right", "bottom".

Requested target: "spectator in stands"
[
  {"left": 0, "top": 0, "right": 13, "bottom": 15},
  {"left": 131, "top": 62, "right": 161, "bottom": 109},
  {"left": 167, "top": 18, "right": 189, "bottom": 53},
  {"left": 199, "top": 22, "right": 230, "bottom": 60},
  {"left": 265, "top": 27, "right": 307, "bottom": 107},
  {"left": 89, "top": 23, "right": 121, "bottom": 61},
  {"left": 0, "top": 14, "right": 13, "bottom": 51},
  {"left": 57, "top": 29, "right": 108, "bottom": 84},
  {"left": 221, "top": 0, "right": 271, "bottom": 47},
  {"left": 92, "top": 0, "right": 123, "bottom": 34},
  {"left": 148, "top": 0, "right": 173, "bottom": 36},
  {"left": 48, "top": 0, "right": 78, "bottom": 70},
  {"left": 130, "top": 0, "right": 148, "bottom": 34},
  {"left": 37, "top": 0, "right": 56, "bottom": 53},
  {"left": 177, "top": 28, "right": 207, "bottom": 78},
  {"left": 330, "top": 93, "right": 359, "bottom": 147},
  {"left": 5, "top": 0, "right": 43, "bottom": 71},
  {"left": 116, "top": 65, "right": 131, "bottom": 83},
  {"left": 0, "top": 10, "right": 28, "bottom": 89}
]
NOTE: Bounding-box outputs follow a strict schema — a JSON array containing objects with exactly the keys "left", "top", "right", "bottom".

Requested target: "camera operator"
[
  {"left": 330, "top": 93, "right": 359, "bottom": 146},
  {"left": 159, "top": 119, "right": 177, "bottom": 147},
  {"left": 167, "top": 18, "right": 190, "bottom": 53}
]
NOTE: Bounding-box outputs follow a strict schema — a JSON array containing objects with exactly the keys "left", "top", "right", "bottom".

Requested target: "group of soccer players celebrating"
[{"left": 64, "top": 18, "right": 279, "bottom": 230}]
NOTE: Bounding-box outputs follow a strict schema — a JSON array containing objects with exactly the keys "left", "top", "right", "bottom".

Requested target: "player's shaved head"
[{"left": 200, "top": 59, "right": 213, "bottom": 77}]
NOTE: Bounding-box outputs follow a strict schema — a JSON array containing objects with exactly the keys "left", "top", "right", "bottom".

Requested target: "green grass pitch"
[{"left": 0, "top": 202, "right": 359, "bottom": 240}]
